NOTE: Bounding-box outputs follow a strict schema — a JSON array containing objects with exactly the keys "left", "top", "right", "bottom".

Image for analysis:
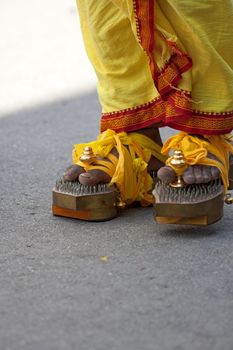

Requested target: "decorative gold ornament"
[
  {"left": 170, "top": 149, "right": 186, "bottom": 188},
  {"left": 170, "top": 176, "right": 186, "bottom": 188},
  {"left": 170, "top": 150, "right": 186, "bottom": 167},
  {"left": 224, "top": 192, "right": 233, "bottom": 205},
  {"left": 116, "top": 198, "right": 126, "bottom": 209},
  {"left": 79, "top": 146, "right": 96, "bottom": 164}
]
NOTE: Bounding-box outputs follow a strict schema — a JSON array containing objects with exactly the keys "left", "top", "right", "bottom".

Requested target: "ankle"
[{"left": 130, "top": 127, "right": 162, "bottom": 146}]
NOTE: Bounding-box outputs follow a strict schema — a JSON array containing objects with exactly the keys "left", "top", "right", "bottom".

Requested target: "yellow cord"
[
  {"left": 162, "top": 132, "right": 233, "bottom": 192},
  {"left": 72, "top": 129, "right": 166, "bottom": 205}
]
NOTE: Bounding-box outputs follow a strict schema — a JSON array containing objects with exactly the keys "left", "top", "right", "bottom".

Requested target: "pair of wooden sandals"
[{"left": 52, "top": 130, "right": 233, "bottom": 225}]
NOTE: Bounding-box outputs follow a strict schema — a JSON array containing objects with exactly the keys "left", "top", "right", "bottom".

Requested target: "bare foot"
[
  {"left": 63, "top": 128, "right": 163, "bottom": 185},
  {"left": 157, "top": 153, "right": 220, "bottom": 184},
  {"left": 63, "top": 164, "right": 85, "bottom": 181}
]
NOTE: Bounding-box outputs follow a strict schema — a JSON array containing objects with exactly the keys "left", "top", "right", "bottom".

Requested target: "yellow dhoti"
[{"left": 76, "top": 0, "right": 233, "bottom": 135}]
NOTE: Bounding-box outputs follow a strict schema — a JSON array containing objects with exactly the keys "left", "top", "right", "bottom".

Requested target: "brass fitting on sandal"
[
  {"left": 224, "top": 192, "right": 233, "bottom": 205},
  {"left": 170, "top": 150, "right": 186, "bottom": 188},
  {"left": 117, "top": 200, "right": 126, "bottom": 209},
  {"left": 114, "top": 191, "right": 126, "bottom": 209},
  {"left": 79, "top": 146, "right": 96, "bottom": 164},
  {"left": 115, "top": 197, "right": 126, "bottom": 209}
]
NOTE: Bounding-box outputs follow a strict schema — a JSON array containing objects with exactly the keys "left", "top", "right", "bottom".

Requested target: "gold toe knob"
[
  {"left": 170, "top": 150, "right": 186, "bottom": 167},
  {"left": 79, "top": 146, "right": 96, "bottom": 164},
  {"left": 170, "top": 150, "right": 186, "bottom": 188}
]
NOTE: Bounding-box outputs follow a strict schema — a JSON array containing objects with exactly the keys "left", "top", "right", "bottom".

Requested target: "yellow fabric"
[
  {"left": 72, "top": 129, "right": 166, "bottom": 205},
  {"left": 157, "top": 0, "right": 233, "bottom": 112},
  {"left": 77, "top": 0, "right": 233, "bottom": 114},
  {"left": 162, "top": 132, "right": 233, "bottom": 192},
  {"left": 76, "top": 0, "right": 156, "bottom": 112}
]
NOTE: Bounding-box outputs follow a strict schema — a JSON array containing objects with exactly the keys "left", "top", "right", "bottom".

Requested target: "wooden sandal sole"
[
  {"left": 52, "top": 179, "right": 118, "bottom": 221},
  {"left": 153, "top": 180, "right": 224, "bottom": 226}
]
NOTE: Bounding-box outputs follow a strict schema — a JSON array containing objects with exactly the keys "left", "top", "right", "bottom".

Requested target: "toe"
[
  {"left": 183, "top": 167, "right": 196, "bottom": 184},
  {"left": 63, "top": 164, "right": 84, "bottom": 181},
  {"left": 193, "top": 166, "right": 204, "bottom": 183},
  {"left": 202, "top": 166, "right": 212, "bottom": 183},
  {"left": 184, "top": 165, "right": 220, "bottom": 185},
  {"left": 210, "top": 166, "right": 220, "bottom": 180},
  {"left": 79, "top": 169, "right": 111, "bottom": 186},
  {"left": 208, "top": 153, "right": 221, "bottom": 179},
  {"left": 157, "top": 166, "right": 176, "bottom": 183}
]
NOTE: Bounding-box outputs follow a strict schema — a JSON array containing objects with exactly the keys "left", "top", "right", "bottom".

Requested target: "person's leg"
[
  {"left": 153, "top": 0, "right": 233, "bottom": 183},
  {"left": 66, "top": 0, "right": 233, "bottom": 188},
  {"left": 65, "top": 0, "right": 165, "bottom": 185}
]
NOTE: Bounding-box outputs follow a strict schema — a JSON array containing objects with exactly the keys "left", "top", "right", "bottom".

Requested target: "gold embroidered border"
[
  {"left": 101, "top": 91, "right": 233, "bottom": 134},
  {"left": 156, "top": 54, "right": 192, "bottom": 94},
  {"left": 174, "top": 114, "right": 233, "bottom": 130},
  {"left": 101, "top": 91, "right": 192, "bottom": 132},
  {"left": 101, "top": 97, "right": 164, "bottom": 131}
]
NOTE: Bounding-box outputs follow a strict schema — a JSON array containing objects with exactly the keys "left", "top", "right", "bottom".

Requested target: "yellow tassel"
[{"left": 72, "top": 129, "right": 166, "bottom": 205}]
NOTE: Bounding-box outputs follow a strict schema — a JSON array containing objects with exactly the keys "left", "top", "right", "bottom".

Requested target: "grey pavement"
[
  {"left": 1, "top": 0, "right": 233, "bottom": 349},
  {"left": 1, "top": 92, "right": 233, "bottom": 350}
]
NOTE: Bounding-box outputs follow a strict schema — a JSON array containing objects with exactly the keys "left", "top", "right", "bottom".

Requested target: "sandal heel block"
[
  {"left": 153, "top": 180, "right": 224, "bottom": 226},
  {"left": 52, "top": 179, "right": 118, "bottom": 221}
]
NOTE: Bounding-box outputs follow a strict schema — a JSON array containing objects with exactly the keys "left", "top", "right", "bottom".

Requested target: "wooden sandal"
[
  {"left": 52, "top": 129, "right": 166, "bottom": 221},
  {"left": 153, "top": 132, "right": 233, "bottom": 225}
]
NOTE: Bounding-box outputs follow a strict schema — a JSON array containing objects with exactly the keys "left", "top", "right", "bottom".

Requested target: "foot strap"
[
  {"left": 162, "top": 132, "right": 233, "bottom": 192},
  {"left": 72, "top": 129, "right": 166, "bottom": 205}
]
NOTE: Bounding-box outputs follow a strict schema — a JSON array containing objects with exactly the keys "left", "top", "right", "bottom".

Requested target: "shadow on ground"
[{"left": 0, "top": 91, "right": 233, "bottom": 350}]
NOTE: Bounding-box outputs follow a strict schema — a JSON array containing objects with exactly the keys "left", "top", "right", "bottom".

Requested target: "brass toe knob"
[
  {"left": 79, "top": 146, "right": 96, "bottom": 164},
  {"left": 170, "top": 150, "right": 186, "bottom": 188},
  {"left": 170, "top": 150, "right": 186, "bottom": 167}
]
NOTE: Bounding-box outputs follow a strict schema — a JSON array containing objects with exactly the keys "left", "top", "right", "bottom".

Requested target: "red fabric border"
[
  {"left": 166, "top": 112, "right": 233, "bottom": 135},
  {"left": 155, "top": 54, "right": 192, "bottom": 96},
  {"left": 101, "top": 90, "right": 192, "bottom": 133},
  {"left": 101, "top": 0, "right": 233, "bottom": 135},
  {"left": 134, "top": 0, "right": 156, "bottom": 79}
]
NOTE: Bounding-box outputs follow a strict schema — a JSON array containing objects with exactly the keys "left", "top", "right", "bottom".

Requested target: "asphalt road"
[{"left": 0, "top": 92, "right": 233, "bottom": 350}]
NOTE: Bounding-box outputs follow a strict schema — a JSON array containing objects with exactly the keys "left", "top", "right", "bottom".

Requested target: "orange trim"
[
  {"left": 156, "top": 54, "right": 192, "bottom": 96},
  {"left": 134, "top": 0, "right": 193, "bottom": 88},
  {"left": 133, "top": 0, "right": 156, "bottom": 79},
  {"left": 102, "top": 97, "right": 161, "bottom": 117},
  {"left": 167, "top": 91, "right": 192, "bottom": 115},
  {"left": 52, "top": 206, "right": 91, "bottom": 221},
  {"left": 101, "top": 91, "right": 192, "bottom": 133},
  {"left": 167, "top": 112, "right": 233, "bottom": 135},
  {"left": 101, "top": 89, "right": 233, "bottom": 135},
  {"left": 101, "top": 52, "right": 193, "bottom": 133},
  {"left": 101, "top": 97, "right": 164, "bottom": 132},
  {"left": 102, "top": 1, "right": 233, "bottom": 135},
  {"left": 133, "top": 0, "right": 141, "bottom": 44}
]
